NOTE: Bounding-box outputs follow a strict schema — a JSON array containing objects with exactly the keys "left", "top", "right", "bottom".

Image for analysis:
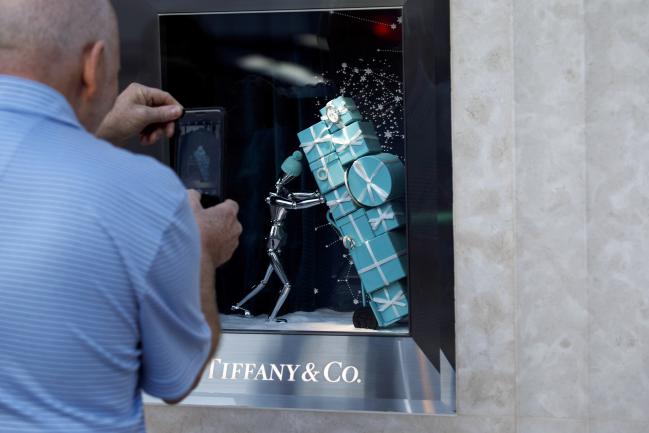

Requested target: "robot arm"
[{"left": 267, "top": 192, "right": 325, "bottom": 210}]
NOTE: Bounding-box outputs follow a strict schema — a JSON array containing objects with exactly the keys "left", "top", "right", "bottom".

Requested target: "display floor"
[{"left": 220, "top": 308, "right": 409, "bottom": 334}]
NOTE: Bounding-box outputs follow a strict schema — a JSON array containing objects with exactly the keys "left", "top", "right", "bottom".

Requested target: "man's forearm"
[{"left": 200, "top": 254, "right": 221, "bottom": 356}]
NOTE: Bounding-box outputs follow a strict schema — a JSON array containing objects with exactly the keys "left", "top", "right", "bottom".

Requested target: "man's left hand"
[{"left": 96, "top": 83, "right": 184, "bottom": 146}]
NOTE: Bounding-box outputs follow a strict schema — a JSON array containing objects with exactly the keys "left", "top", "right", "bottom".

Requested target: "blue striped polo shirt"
[{"left": 0, "top": 75, "right": 212, "bottom": 433}]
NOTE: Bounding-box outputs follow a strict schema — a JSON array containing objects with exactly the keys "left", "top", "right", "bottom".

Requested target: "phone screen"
[{"left": 171, "top": 108, "right": 225, "bottom": 200}]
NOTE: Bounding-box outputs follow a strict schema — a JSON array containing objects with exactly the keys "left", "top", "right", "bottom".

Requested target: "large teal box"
[
  {"left": 337, "top": 209, "right": 374, "bottom": 249},
  {"left": 331, "top": 121, "right": 381, "bottom": 166},
  {"left": 325, "top": 185, "right": 360, "bottom": 220},
  {"left": 367, "top": 201, "right": 406, "bottom": 236},
  {"left": 347, "top": 153, "right": 405, "bottom": 207},
  {"left": 320, "top": 96, "right": 363, "bottom": 133},
  {"left": 309, "top": 153, "right": 345, "bottom": 194},
  {"left": 350, "top": 231, "right": 408, "bottom": 293},
  {"left": 369, "top": 281, "right": 409, "bottom": 328},
  {"left": 298, "top": 121, "right": 334, "bottom": 163}
]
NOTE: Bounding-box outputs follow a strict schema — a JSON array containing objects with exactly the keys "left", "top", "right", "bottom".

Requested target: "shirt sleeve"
[{"left": 138, "top": 194, "right": 212, "bottom": 401}]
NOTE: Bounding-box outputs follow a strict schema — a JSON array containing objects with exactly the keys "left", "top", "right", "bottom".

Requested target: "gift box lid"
[{"left": 347, "top": 153, "right": 406, "bottom": 207}]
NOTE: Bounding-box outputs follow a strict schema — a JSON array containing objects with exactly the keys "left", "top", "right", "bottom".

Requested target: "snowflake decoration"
[
  {"left": 313, "top": 288, "right": 319, "bottom": 295},
  {"left": 324, "top": 57, "right": 405, "bottom": 152},
  {"left": 390, "top": 23, "right": 397, "bottom": 30},
  {"left": 397, "top": 16, "right": 403, "bottom": 24},
  {"left": 353, "top": 299, "right": 360, "bottom": 305}
]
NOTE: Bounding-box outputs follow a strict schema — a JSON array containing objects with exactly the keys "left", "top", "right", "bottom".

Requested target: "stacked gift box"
[{"left": 297, "top": 96, "right": 410, "bottom": 328}]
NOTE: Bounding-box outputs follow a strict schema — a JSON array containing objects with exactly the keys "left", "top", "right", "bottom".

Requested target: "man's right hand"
[{"left": 188, "top": 191, "right": 243, "bottom": 269}]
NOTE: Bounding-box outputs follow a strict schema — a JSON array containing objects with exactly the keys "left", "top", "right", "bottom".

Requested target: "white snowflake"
[
  {"left": 377, "top": 104, "right": 384, "bottom": 110},
  {"left": 353, "top": 299, "right": 360, "bottom": 305},
  {"left": 353, "top": 67, "right": 360, "bottom": 73},
  {"left": 395, "top": 95, "right": 403, "bottom": 102},
  {"left": 390, "top": 23, "right": 397, "bottom": 30},
  {"left": 364, "top": 68, "right": 373, "bottom": 75},
  {"left": 397, "top": 16, "right": 403, "bottom": 24},
  {"left": 313, "top": 288, "right": 319, "bottom": 295},
  {"left": 340, "top": 87, "right": 346, "bottom": 94},
  {"left": 385, "top": 131, "right": 393, "bottom": 139},
  {"left": 342, "top": 62, "right": 348, "bottom": 69},
  {"left": 360, "top": 76, "right": 366, "bottom": 82}
]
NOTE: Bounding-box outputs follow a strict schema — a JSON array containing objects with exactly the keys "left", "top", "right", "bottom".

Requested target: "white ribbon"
[
  {"left": 300, "top": 125, "right": 332, "bottom": 157},
  {"left": 373, "top": 289, "right": 407, "bottom": 316},
  {"left": 357, "top": 241, "right": 407, "bottom": 287},
  {"left": 315, "top": 156, "right": 336, "bottom": 189},
  {"left": 353, "top": 161, "right": 390, "bottom": 205},
  {"left": 326, "top": 189, "right": 353, "bottom": 215},
  {"left": 369, "top": 207, "right": 404, "bottom": 231},
  {"left": 332, "top": 129, "right": 378, "bottom": 158},
  {"left": 344, "top": 213, "right": 368, "bottom": 245}
]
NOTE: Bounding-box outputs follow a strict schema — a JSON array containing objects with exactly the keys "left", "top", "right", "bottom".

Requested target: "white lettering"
[
  {"left": 244, "top": 363, "right": 256, "bottom": 380},
  {"left": 284, "top": 364, "right": 301, "bottom": 382},
  {"left": 231, "top": 363, "right": 244, "bottom": 380},
  {"left": 209, "top": 358, "right": 221, "bottom": 379},
  {"left": 342, "top": 366, "right": 360, "bottom": 384},
  {"left": 270, "top": 364, "right": 285, "bottom": 381},
  {"left": 254, "top": 364, "right": 271, "bottom": 381},
  {"left": 323, "top": 361, "right": 343, "bottom": 383}
]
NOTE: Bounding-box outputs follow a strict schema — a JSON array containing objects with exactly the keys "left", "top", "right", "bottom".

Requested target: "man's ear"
[{"left": 81, "top": 41, "right": 106, "bottom": 99}]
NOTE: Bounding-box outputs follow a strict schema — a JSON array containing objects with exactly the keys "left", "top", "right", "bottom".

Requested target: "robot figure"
[{"left": 231, "top": 151, "right": 325, "bottom": 322}]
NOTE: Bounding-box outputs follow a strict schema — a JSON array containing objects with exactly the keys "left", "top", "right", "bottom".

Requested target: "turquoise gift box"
[
  {"left": 331, "top": 121, "right": 381, "bottom": 166},
  {"left": 366, "top": 201, "right": 406, "bottom": 236},
  {"left": 337, "top": 209, "right": 374, "bottom": 249},
  {"left": 347, "top": 153, "right": 406, "bottom": 207},
  {"left": 308, "top": 153, "right": 345, "bottom": 194},
  {"left": 298, "top": 121, "right": 334, "bottom": 164},
  {"left": 320, "top": 96, "right": 363, "bottom": 133},
  {"left": 369, "top": 281, "right": 409, "bottom": 328},
  {"left": 350, "top": 231, "right": 408, "bottom": 293},
  {"left": 324, "top": 185, "right": 360, "bottom": 220}
]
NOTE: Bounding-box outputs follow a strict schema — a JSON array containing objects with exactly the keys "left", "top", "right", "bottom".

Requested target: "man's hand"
[
  {"left": 188, "top": 191, "right": 243, "bottom": 269},
  {"left": 96, "top": 83, "right": 184, "bottom": 147}
]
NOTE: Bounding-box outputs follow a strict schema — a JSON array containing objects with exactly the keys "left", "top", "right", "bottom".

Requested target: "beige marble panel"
[
  {"left": 585, "top": 0, "right": 649, "bottom": 422},
  {"left": 451, "top": 0, "right": 517, "bottom": 418},
  {"left": 590, "top": 419, "right": 649, "bottom": 433},
  {"left": 518, "top": 417, "right": 588, "bottom": 433},
  {"left": 513, "top": 0, "right": 589, "bottom": 419},
  {"left": 145, "top": 406, "right": 515, "bottom": 433}
]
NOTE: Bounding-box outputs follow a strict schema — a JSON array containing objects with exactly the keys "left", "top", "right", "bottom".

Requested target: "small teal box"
[
  {"left": 308, "top": 153, "right": 345, "bottom": 194},
  {"left": 331, "top": 121, "right": 381, "bottom": 166},
  {"left": 337, "top": 209, "right": 374, "bottom": 249},
  {"left": 370, "top": 281, "right": 409, "bottom": 328},
  {"left": 350, "top": 231, "right": 408, "bottom": 293},
  {"left": 366, "top": 201, "right": 406, "bottom": 236},
  {"left": 347, "top": 153, "right": 406, "bottom": 207},
  {"left": 324, "top": 185, "right": 360, "bottom": 220},
  {"left": 298, "top": 121, "right": 334, "bottom": 164},
  {"left": 320, "top": 96, "right": 363, "bottom": 133}
]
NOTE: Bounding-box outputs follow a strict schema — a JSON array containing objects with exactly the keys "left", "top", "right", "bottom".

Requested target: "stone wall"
[{"left": 146, "top": 0, "right": 649, "bottom": 431}]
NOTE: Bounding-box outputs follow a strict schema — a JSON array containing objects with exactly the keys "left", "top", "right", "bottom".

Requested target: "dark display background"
[{"left": 160, "top": 9, "right": 407, "bottom": 320}]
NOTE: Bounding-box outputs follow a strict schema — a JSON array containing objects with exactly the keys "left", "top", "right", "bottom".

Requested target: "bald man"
[{"left": 0, "top": 1, "right": 241, "bottom": 432}]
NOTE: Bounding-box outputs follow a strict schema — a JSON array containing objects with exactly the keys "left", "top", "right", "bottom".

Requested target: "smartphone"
[{"left": 170, "top": 108, "right": 225, "bottom": 208}]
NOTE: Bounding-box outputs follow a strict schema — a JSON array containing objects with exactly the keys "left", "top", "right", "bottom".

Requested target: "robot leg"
[
  {"left": 267, "top": 251, "right": 293, "bottom": 322},
  {"left": 231, "top": 264, "right": 274, "bottom": 317}
]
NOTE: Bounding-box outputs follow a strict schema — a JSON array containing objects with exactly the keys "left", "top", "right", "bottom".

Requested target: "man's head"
[{"left": 0, "top": 0, "right": 120, "bottom": 132}]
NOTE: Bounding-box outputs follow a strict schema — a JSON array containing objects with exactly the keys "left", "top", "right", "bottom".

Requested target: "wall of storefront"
[{"left": 145, "top": 0, "right": 649, "bottom": 431}]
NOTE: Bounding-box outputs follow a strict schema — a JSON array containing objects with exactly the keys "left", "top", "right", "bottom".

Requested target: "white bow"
[
  {"left": 369, "top": 208, "right": 397, "bottom": 231},
  {"left": 353, "top": 161, "right": 389, "bottom": 204},
  {"left": 374, "top": 290, "right": 407, "bottom": 314},
  {"left": 300, "top": 125, "right": 332, "bottom": 156}
]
